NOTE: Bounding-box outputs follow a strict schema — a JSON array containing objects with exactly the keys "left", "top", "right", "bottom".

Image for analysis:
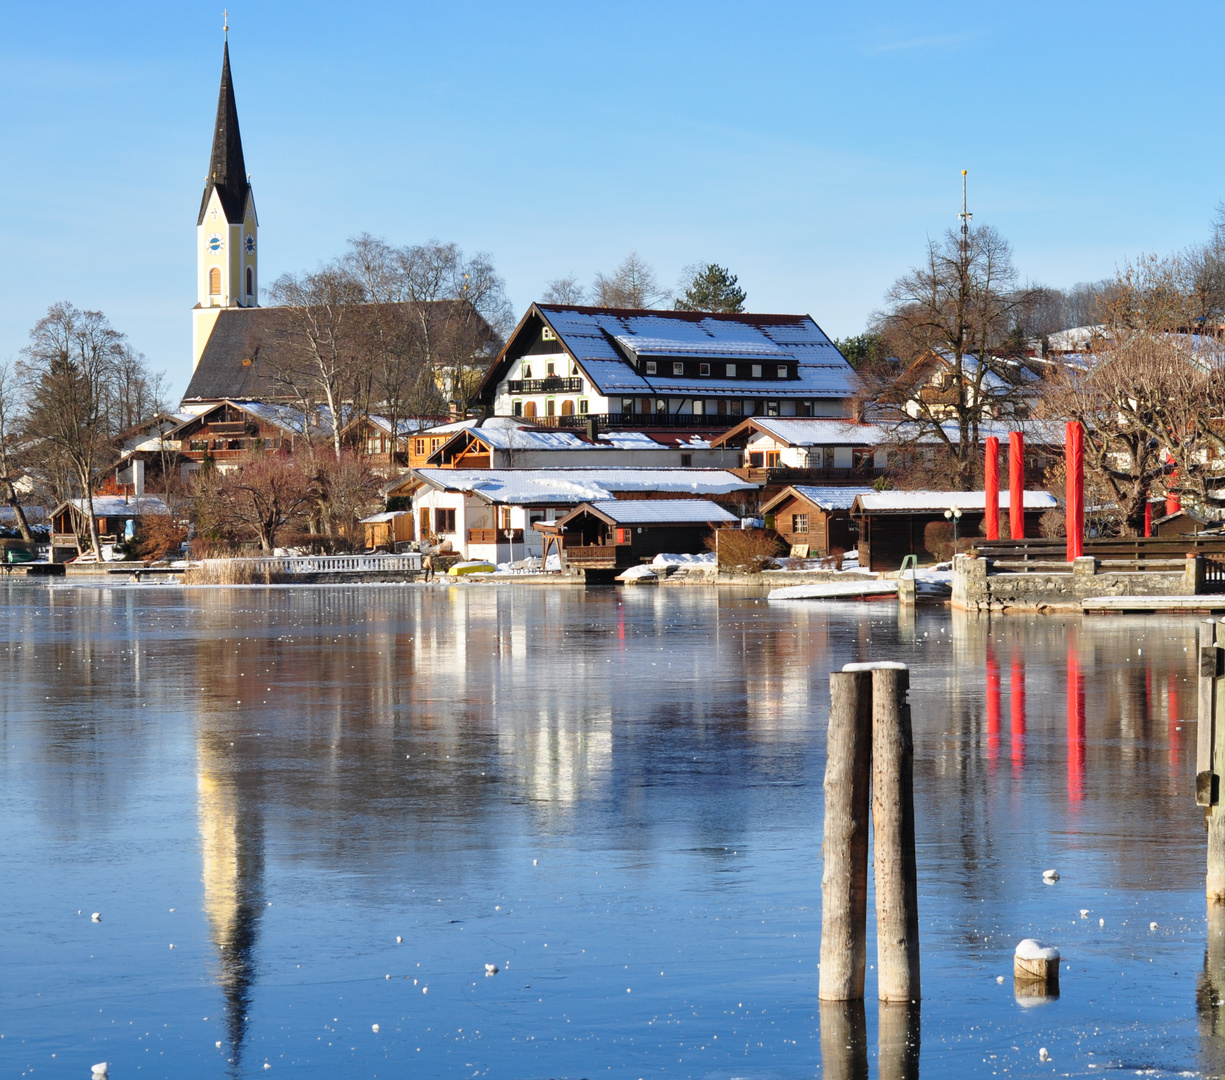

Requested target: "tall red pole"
[
  {"left": 984, "top": 436, "right": 1000, "bottom": 541},
  {"left": 1065, "top": 421, "right": 1084, "bottom": 561},
  {"left": 1009, "top": 432, "right": 1025, "bottom": 539},
  {"left": 1144, "top": 501, "right": 1152, "bottom": 537},
  {"left": 1166, "top": 468, "right": 1181, "bottom": 517}
]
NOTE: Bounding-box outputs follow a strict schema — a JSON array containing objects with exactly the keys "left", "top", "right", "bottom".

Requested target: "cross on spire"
[{"left": 223, "top": 10, "right": 229, "bottom": 37}]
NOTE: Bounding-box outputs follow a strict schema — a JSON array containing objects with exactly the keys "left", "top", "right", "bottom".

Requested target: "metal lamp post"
[{"left": 944, "top": 505, "right": 962, "bottom": 551}]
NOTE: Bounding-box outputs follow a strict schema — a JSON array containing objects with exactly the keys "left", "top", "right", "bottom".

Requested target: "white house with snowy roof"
[
  {"left": 475, "top": 304, "right": 861, "bottom": 429},
  {"left": 395, "top": 467, "right": 757, "bottom": 563}
]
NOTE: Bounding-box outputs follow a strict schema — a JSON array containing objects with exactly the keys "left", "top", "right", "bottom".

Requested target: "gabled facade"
[
  {"left": 477, "top": 304, "right": 861, "bottom": 429},
  {"left": 173, "top": 400, "right": 329, "bottom": 477},
  {"left": 710, "top": 417, "right": 890, "bottom": 481}
]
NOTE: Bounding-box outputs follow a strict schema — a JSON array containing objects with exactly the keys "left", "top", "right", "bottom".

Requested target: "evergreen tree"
[
  {"left": 833, "top": 333, "right": 885, "bottom": 369},
  {"left": 674, "top": 264, "right": 746, "bottom": 313}
]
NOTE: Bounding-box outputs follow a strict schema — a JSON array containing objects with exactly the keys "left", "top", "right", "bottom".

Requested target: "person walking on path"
[{"left": 422, "top": 552, "right": 434, "bottom": 582}]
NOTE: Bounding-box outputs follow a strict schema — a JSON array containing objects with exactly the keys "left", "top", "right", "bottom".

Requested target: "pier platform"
[{"left": 1082, "top": 595, "right": 1225, "bottom": 613}]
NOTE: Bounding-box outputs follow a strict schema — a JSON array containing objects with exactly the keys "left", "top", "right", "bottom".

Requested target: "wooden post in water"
[
  {"left": 871, "top": 666, "right": 921, "bottom": 1002},
  {"left": 1200, "top": 620, "right": 1225, "bottom": 900},
  {"left": 820, "top": 670, "right": 873, "bottom": 1001}
]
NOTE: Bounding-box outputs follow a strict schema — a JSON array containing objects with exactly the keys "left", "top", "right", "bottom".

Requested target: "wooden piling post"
[
  {"left": 820, "top": 670, "right": 873, "bottom": 1001},
  {"left": 1203, "top": 619, "right": 1225, "bottom": 901},
  {"left": 1013, "top": 938, "right": 1060, "bottom": 998},
  {"left": 872, "top": 665, "right": 921, "bottom": 1002}
]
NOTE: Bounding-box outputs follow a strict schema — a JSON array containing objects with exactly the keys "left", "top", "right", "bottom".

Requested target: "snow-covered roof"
[
  {"left": 731, "top": 418, "right": 891, "bottom": 446},
  {"left": 460, "top": 427, "right": 594, "bottom": 452},
  {"left": 571, "top": 499, "right": 738, "bottom": 525},
  {"left": 57, "top": 496, "right": 172, "bottom": 518},
  {"left": 853, "top": 490, "right": 1058, "bottom": 514},
  {"left": 360, "top": 511, "right": 411, "bottom": 523},
  {"left": 412, "top": 468, "right": 756, "bottom": 505},
  {"left": 508, "top": 306, "right": 861, "bottom": 400},
  {"left": 364, "top": 415, "right": 431, "bottom": 437},
  {"left": 227, "top": 400, "right": 335, "bottom": 437},
  {"left": 780, "top": 486, "right": 877, "bottom": 512}
]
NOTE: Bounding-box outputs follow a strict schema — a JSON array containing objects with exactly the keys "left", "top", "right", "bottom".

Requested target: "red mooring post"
[
  {"left": 1009, "top": 432, "right": 1025, "bottom": 539},
  {"left": 1065, "top": 421, "right": 1084, "bottom": 561},
  {"left": 984, "top": 436, "right": 1000, "bottom": 541},
  {"left": 1167, "top": 468, "right": 1182, "bottom": 517},
  {"left": 1144, "top": 501, "right": 1152, "bottom": 537}
]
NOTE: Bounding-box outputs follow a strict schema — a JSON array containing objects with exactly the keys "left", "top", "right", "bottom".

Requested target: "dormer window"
[
  {"left": 646, "top": 361, "right": 657, "bottom": 375},
  {"left": 751, "top": 364, "right": 763, "bottom": 378},
  {"left": 777, "top": 365, "right": 787, "bottom": 378},
  {"left": 700, "top": 363, "right": 711, "bottom": 376},
  {"left": 725, "top": 363, "right": 736, "bottom": 377},
  {"left": 672, "top": 362, "right": 684, "bottom": 375}
]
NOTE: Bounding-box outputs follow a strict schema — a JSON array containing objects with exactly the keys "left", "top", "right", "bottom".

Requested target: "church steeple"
[
  {"left": 193, "top": 35, "right": 259, "bottom": 371},
  {"left": 198, "top": 41, "right": 249, "bottom": 226}
]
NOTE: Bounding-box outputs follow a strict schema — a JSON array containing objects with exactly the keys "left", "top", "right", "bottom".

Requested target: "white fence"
[{"left": 202, "top": 553, "right": 422, "bottom": 575}]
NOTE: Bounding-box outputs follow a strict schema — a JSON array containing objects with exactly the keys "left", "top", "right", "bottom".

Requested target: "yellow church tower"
[{"left": 192, "top": 35, "right": 258, "bottom": 371}]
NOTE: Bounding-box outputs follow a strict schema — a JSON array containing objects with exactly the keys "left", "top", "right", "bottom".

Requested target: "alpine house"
[{"left": 476, "top": 305, "right": 862, "bottom": 430}]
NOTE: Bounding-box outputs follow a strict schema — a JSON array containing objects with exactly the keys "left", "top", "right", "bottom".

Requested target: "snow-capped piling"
[
  {"left": 819, "top": 670, "right": 873, "bottom": 1002},
  {"left": 871, "top": 665, "right": 920, "bottom": 1003},
  {"left": 820, "top": 663, "right": 919, "bottom": 1004},
  {"left": 1014, "top": 938, "right": 1060, "bottom": 997}
]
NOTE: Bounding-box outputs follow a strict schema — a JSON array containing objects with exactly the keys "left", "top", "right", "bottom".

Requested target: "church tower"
[{"left": 193, "top": 37, "right": 258, "bottom": 371}]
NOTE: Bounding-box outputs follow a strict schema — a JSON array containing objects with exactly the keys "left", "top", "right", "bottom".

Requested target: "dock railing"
[
  {"left": 199, "top": 553, "right": 422, "bottom": 575},
  {"left": 973, "top": 536, "right": 1225, "bottom": 585}
]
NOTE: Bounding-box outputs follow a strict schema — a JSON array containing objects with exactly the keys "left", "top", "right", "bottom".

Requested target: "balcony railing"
[
  {"left": 506, "top": 377, "right": 584, "bottom": 394},
  {"left": 468, "top": 528, "right": 525, "bottom": 544},
  {"left": 533, "top": 412, "right": 738, "bottom": 430},
  {"left": 731, "top": 466, "right": 887, "bottom": 483}
]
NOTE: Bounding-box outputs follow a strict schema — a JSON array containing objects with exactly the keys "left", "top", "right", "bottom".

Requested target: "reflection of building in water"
[{"left": 198, "top": 730, "right": 263, "bottom": 1074}]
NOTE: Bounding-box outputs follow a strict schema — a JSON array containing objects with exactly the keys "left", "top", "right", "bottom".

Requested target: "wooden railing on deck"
[{"left": 467, "top": 528, "right": 524, "bottom": 544}]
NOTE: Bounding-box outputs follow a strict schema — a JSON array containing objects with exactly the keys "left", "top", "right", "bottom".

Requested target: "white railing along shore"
[{"left": 201, "top": 553, "right": 422, "bottom": 575}]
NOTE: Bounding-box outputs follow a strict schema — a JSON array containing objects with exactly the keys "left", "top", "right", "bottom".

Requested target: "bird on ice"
[
  {"left": 91, "top": 913, "right": 101, "bottom": 922},
  {"left": 1039, "top": 1047, "right": 1051, "bottom": 1062}
]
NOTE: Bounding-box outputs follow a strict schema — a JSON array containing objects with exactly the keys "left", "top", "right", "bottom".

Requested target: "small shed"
[
  {"left": 536, "top": 499, "right": 738, "bottom": 569},
  {"left": 851, "top": 489, "right": 1058, "bottom": 571},
  {"left": 761, "top": 485, "right": 874, "bottom": 557},
  {"left": 50, "top": 495, "right": 173, "bottom": 562},
  {"left": 361, "top": 511, "right": 415, "bottom": 549}
]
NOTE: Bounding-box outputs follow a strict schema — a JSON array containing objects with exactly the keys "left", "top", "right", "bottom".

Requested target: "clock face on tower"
[
  {"left": 207, "top": 234, "right": 224, "bottom": 253},
  {"left": 244, "top": 233, "right": 256, "bottom": 255}
]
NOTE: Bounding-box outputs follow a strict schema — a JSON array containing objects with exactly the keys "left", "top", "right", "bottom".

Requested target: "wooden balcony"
[
  {"left": 467, "top": 528, "right": 525, "bottom": 544},
  {"left": 562, "top": 544, "right": 625, "bottom": 567},
  {"left": 731, "top": 466, "right": 886, "bottom": 484}
]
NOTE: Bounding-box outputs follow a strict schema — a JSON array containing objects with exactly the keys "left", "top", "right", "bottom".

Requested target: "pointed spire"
[{"left": 198, "top": 40, "right": 250, "bottom": 226}]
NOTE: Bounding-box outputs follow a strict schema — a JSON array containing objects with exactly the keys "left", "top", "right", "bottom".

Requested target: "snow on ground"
[{"left": 617, "top": 565, "right": 658, "bottom": 582}]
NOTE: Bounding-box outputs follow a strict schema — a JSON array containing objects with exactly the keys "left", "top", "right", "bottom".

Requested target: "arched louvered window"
[{"left": 209, "top": 267, "right": 221, "bottom": 295}]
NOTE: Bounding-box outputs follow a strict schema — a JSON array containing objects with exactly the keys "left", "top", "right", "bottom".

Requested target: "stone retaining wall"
[{"left": 952, "top": 554, "right": 1200, "bottom": 612}]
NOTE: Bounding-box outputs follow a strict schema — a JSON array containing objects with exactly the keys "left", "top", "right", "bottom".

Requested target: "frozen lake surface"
[{"left": 0, "top": 580, "right": 1218, "bottom": 1078}]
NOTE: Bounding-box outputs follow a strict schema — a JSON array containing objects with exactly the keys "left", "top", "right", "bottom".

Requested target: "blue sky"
[{"left": 1, "top": 1, "right": 1219, "bottom": 397}]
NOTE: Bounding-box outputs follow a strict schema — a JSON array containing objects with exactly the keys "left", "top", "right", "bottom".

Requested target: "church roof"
[
  {"left": 182, "top": 302, "right": 498, "bottom": 405},
  {"left": 198, "top": 42, "right": 250, "bottom": 226}
]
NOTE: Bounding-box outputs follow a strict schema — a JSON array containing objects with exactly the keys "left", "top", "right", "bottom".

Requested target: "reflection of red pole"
[
  {"left": 986, "top": 648, "right": 1001, "bottom": 771},
  {"left": 1065, "top": 421, "right": 1084, "bottom": 561},
  {"left": 985, "top": 436, "right": 1000, "bottom": 541},
  {"left": 1010, "top": 656, "right": 1026, "bottom": 776},
  {"left": 1067, "top": 649, "right": 1085, "bottom": 803},
  {"left": 1168, "top": 671, "right": 1181, "bottom": 776},
  {"left": 1144, "top": 500, "right": 1152, "bottom": 537},
  {"left": 1009, "top": 432, "right": 1025, "bottom": 539}
]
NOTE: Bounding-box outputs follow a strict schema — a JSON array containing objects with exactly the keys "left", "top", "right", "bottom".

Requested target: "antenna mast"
[{"left": 958, "top": 169, "right": 972, "bottom": 245}]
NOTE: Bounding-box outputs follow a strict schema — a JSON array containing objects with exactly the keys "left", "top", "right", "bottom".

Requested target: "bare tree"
[
  {"left": 870, "top": 225, "right": 1036, "bottom": 488},
  {"left": 0, "top": 360, "right": 34, "bottom": 541},
  {"left": 542, "top": 275, "right": 587, "bottom": 305},
  {"left": 19, "top": 303, "right": 135, "bottom": 557},
  {"left": 265, "top": 266, "right": 367, "bottom": 457},
  {"left": 196, "top": 452, "right": 314, "bottom": 553},
  {"left": 593, "top": 253, "right": 669, "bottom": 308}
]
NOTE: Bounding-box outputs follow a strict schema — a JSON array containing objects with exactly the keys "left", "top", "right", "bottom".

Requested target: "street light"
[{"left": 944, "top": 504, "right": 963, "bottom": 550}]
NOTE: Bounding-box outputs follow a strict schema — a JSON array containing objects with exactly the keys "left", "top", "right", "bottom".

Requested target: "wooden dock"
[{"left": 1082, "top": 595, "right": 1225, "bottom": 613}]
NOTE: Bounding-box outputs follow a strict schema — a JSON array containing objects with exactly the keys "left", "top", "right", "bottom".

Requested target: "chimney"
[
  {"left": 448, "top": 400, "right": 461, "bottom": 421},
  {"left": 585, "top": 417, "right": 599, "bottom": 443}
]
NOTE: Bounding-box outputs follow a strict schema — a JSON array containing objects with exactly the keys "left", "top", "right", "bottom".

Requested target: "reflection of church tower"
[
  {"left": 193, "top": 36, "right": 259, "bottom": 372},
  {"left": 198, "top": 730, "right": 264, "bottom": 1074}
]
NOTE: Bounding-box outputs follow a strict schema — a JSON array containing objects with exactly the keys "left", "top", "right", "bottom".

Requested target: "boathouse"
[
  {"left": 50, "top": 495, "right": 173, "bottom": 562},
  {"left": 535, "top": 500, "right": 738, "bottom": 570},
  {"left": 760, "top": 485, "right": 875, "bottom": 557},
  {"left": 851, "top": 489, "right": 1058, "bottom": 571}
]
